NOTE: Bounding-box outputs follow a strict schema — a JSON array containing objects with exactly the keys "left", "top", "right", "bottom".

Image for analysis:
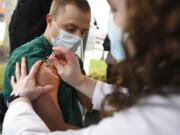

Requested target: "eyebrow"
[
  {"left": 64, "top": 23, "right": 78, "bottom": 27},
  {"left": 64, "top": 23, "right": 89, "bottom": 31}
]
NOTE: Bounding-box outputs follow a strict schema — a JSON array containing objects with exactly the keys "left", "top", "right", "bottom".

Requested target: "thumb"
[
  {"left": 36, "top": 85, "right": 54, "bottom": 95},
  {"left": 52, "top": 57, "right": 65, "bottom": 76},
  {"left": 56, "top": 63, "right": 65, "bottom": 76}
]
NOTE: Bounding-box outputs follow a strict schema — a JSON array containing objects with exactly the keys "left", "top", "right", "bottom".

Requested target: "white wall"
[
  {"left": 87, "top": 0, "right": 110, "bottom": 34},
  {"left": 84, "top": 0, "right": 110, "bottom": 74}
]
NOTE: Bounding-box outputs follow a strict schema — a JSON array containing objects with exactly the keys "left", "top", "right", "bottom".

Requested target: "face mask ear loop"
[
  {"left": 50, "top": 18, "right": 61, "bottom": 46},
  {"left": 52, "top": 18, "right": 61, "bottom": 31},
  {"left": 49, "top": 19, "right": 55, "bottom": 46},
  {"left": 49, "top": 30, "right": 54, "bottom": 46},
  {"left": 81, "top": 41, "right": 84, "bottom": 61}
]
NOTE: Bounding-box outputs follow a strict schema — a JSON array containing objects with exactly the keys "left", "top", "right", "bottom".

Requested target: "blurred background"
[
  {"left": 0, "top": 1, "right": 113, "bottom": 132},
  {"left": 0, "top": 0, "right": 111, "bottom": 92}
]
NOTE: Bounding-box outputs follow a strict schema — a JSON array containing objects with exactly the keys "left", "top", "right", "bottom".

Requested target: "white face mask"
[{"left": 50, "top": 20, "right": 82, "bottom": 52}]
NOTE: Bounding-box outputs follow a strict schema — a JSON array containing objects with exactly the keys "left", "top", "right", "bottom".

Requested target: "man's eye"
[{"left": 65, "top": 27, "right": 76, "bottom": 33}]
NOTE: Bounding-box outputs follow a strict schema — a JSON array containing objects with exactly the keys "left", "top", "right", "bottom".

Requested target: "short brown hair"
[{"left": 50, "top": 0, "right": 91, "bottom": 17}]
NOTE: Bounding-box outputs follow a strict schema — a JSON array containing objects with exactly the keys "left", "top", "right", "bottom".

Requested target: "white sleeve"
[
  {"left": 92, "top": 81, "right": 114, "bottom": 110},
  {"left": 2, "top": 100, "right": 125, "bottom": 135},
  {"left": 3, "top": 96, "right": 179, "bottom": 135},
  {"left": 3, "top": 102, "right": 50, "bottom": 135}
]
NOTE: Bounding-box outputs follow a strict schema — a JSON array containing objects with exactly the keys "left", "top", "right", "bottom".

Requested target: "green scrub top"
[{"left": 3, "top": 35, "right": 85, "bottom": 127}]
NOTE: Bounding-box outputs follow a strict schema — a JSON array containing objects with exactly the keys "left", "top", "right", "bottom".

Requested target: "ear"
[{"left": 46, "top": 14, "right": 53, "bottom": 26}]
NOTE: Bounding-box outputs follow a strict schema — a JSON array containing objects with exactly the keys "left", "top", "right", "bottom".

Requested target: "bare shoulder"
[{"left": 36, "top": 62, "right": 60, "bottom": 87}]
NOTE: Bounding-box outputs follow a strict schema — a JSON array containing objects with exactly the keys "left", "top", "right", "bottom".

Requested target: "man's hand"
[{"left": 11, "top": 57, "right": 54, "bottom": 102}]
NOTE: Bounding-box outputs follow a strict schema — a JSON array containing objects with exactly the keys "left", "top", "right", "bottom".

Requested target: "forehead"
[{"left": 55, "top": 4, "right": 91, "bottom": 28}]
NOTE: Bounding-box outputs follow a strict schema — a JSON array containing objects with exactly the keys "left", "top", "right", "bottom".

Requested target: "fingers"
[
  {"left": 11, "top": 76, "right": 16, "bottom": 88},
  {"left": 21, "top": 57, "right": 27, "bottom": 78},
  {"left": 52, "top": 47, "right": 77, "bottom": 65},
  {"left": 52, "top": 46, "right": 69, "bottom": 55},
  {"left": 52, "top": 47, "right": 72, "bottom": 61},
  {"left": 49, "top": 55, "right": 67, "bottom": 67},
  {"left": 15, "top": 62, "right": 21, "bottom": 81},
  {"left": 49, "top": 56, "right": 64, "bottom": 76},
  {"left": 29, "top": 60, "right": 42, "bottom": 79}
]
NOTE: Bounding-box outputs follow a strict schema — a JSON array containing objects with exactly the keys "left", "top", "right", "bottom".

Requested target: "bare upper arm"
[
  {"left": 36, "top": 62, "right": 60, "bottom": 87},
  {"left": 35, "top": 62, "right": 60, "bottom": 100}
]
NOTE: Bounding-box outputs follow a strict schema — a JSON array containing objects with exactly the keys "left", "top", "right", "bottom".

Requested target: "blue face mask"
[
  {"left": 50, "top": 20, "right": 82, "bottom": 52},
  {"left": 108, "top": 15, "right": 126, "bottom": 62}
]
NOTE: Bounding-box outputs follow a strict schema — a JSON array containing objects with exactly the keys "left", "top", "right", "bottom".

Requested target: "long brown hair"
[{"left": 101, "top": 0, "right": 180, "bottom": 117}]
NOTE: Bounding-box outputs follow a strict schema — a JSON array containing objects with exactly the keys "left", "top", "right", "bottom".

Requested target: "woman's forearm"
[{"left": 73, "top": 76, "right": 97, "bottom": 100}]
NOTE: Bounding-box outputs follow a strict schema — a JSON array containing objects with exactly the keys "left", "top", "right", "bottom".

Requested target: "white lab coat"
[{"left": 3, "top": 81, "right": 180, "bottom": 135}]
